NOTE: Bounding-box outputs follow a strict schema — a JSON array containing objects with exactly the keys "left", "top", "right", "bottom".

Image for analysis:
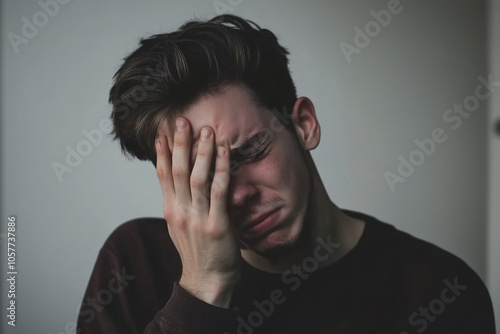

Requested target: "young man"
[{"left": 77, "top": 15, "right": 496, "bottom": 334}]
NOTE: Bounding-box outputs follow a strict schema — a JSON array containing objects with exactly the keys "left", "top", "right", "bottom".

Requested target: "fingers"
[
  {"left": 156, "top": 116, "right": 229, "bottom": 217},
  {"left": 209, "top": 145, "right": 230, "bottom": 215},
  {"left": 171, "top": 117, "right": 192, "bottom": 203},
  {"left": 190, "top": 127, "right": 215, "bottom": 210},
  {"left": 155, "top": 133, "right": 174, "bottom": 202}
]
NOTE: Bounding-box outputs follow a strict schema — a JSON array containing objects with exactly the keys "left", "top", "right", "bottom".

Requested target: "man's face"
[{"left": 164, "top": 84, "right": 312, "bottom": 258}]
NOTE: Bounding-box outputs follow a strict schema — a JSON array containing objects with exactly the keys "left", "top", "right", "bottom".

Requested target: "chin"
[{"left": 244, "top": 218, "right": 306, "bottom": 260}]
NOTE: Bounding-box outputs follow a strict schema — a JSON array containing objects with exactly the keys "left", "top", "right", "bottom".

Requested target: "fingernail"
[
  {"left": 201, "top": 128, "right": 210, "bottom": 141},
  {"left": 176, "top": 118, "right": 186, "bottom": 131},
  {"left": 217, "top": 146, "right": 226, "bottom": 157}
]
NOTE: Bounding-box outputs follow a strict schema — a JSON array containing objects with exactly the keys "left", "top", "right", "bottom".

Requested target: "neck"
[{"left": 241, "top": 153, "right": 365, "bottom": 274}]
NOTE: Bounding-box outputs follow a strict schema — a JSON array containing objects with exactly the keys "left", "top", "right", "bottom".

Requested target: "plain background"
[{"left": 1, "top": 0, "right": 498, "bottom": 333}]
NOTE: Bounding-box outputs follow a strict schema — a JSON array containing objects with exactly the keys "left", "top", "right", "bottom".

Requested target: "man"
[{"left": 77, "top": 15, "right": 496, "bottom": 333}]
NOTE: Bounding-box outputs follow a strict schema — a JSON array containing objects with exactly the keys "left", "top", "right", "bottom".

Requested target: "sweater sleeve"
[
  {"left": 77, "top": 222, "right": 239, "bottom": 334},
  {"left": 144, "top": 283, "right": 238, "bottom": 334}
]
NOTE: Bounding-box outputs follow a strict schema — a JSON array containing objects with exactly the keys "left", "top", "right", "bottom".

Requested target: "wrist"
[{"left": 179, "top": 274, "right": 239, "bottom": 308}]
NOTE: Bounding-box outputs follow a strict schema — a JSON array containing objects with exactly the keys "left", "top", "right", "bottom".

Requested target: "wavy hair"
[{"left": 109, "top": 14, "right": 297, "bottom": 166}]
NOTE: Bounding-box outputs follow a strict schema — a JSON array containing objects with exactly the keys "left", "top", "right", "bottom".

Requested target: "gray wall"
[
  {"left": 488, "top": 0, "right": 500, "bottom": 330},
  {"left": 1, "top": 0, "right": 495, "bottom": 332}
]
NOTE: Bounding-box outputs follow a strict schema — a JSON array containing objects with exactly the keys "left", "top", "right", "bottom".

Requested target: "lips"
[{"left": 242, "top": 208, "right": 280, "bottom": 232}]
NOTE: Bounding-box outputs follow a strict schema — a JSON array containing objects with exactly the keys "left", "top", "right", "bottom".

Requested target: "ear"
[{"left": 291, "top": 97, "right": 321, "bottom": 150}]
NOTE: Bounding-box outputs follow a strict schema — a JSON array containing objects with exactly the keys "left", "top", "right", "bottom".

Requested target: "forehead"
[{"left": 181, "top": 84, "right": 271, "bottom": 148}]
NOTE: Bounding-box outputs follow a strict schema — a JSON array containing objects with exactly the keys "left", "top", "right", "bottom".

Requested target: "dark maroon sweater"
[{"left": 76, "top": 210, "right": 496, "bottom": 333}]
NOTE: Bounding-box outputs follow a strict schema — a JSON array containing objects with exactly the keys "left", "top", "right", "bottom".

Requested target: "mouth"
[{"left": 242, "top": 208, "right": 281, "bottom": 235}]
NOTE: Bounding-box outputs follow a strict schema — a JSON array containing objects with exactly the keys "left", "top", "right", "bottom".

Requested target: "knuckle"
[
  {"left": 163, "top": 202, "right": 176, "bottom": 218},
  {"left": 163, "top": 205, "right": 174, "bottom": 225},
  {"left": 196, "top": 149, "right": 208, "bottom": 158},
  {"left": 164, "top": 204, "right": 190, "bottom": 230},
  {"left": 213, "top": 173, "right": 229, "bottom": 188},
  {"left": 171, "top": 167, "right": 185, "bottom": 179},
  {"left": 173, "top": 135, "right": 184, "bottom": 147},
  {"left": 173, "top": 212, "right": 188, "bottom": 230},
  {"left": 205, "top": 224, "right": 225, "bottom": 240},
  {"left": 162, "top": 205, "right": 170, "bottom": 220},
  {"left": 190, "top": 175, "right": 208, "bottom": 190},
  {"left": 211, "top": 184, "right": 227, "bottom": 200},
  {"left": 156, "top": 167, "right": 164, "bottom": 178},
  {"left": 215, "top": 165, "right": 230, "bottom": 176}
]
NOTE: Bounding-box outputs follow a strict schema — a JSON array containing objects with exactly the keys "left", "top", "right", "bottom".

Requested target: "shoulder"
[
  {"left": 347, "top": 209, "right": 495, "bottom": 330},
  {"left": 346, "top": 209, "right": 480, "bottom": 277},
  {"left": 103, "top": 217, "right": 170, "bottom": 248},
  {"left": 79, "top": 218, "right": 182, "bottom": 331},
  {"left": 100, "top": 217, "right": 180, "bottom": 268}
]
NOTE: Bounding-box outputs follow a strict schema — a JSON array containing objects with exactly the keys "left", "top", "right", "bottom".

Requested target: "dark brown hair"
[{"left": 109, "top": 14, "right": 297, "bottom": 166}]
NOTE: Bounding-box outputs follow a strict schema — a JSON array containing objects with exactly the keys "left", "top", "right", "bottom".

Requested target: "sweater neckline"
[{"left": 240, "top": 209, "right": 378, "bottom": 280}]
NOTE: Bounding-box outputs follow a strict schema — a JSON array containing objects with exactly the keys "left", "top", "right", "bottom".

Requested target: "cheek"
[
  {"left": 253, "top": 149, "right": 308, "bottom": 193},
  {"left": 284, "top": 152, "right": 309, "bottom": 194}
]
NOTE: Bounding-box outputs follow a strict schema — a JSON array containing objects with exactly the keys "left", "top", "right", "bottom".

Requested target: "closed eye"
[{"left": 242, "top": 146, "right": 270, "bottom": 164}]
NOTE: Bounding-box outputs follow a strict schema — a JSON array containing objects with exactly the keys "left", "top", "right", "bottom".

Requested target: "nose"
[{"left": 228, "top": 170, "right": 260, "bottom": 216}]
